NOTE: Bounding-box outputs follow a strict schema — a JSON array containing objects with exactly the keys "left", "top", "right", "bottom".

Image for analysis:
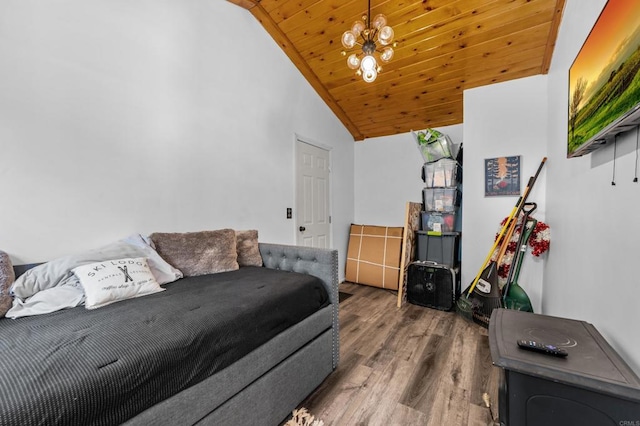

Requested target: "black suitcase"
[{"left": 407, "top": 260, "right": 460, "bottom": 311}]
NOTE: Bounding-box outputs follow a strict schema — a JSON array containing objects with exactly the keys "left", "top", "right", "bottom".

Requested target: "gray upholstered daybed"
[
  {"left": 0, "top": 239, "right": 339, "bottom": 426},
  {"left": 128, "top": 243, "right": 340, "bottom": 426}
]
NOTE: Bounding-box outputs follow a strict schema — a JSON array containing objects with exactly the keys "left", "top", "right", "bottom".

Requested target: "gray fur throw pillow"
[
  {"left": 149, "top": 229, "right": 239, "bottom": 277},
  {"left": 235, "top": 230, "right": 263, "bottom": 267},
  {"left": 0, "top": 250, "right": 16, "bottom": 317}
]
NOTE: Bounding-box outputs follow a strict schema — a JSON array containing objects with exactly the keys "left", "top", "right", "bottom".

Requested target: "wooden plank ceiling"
[{"left": 228, "top": 0, "right": 566, "bottom": 141}]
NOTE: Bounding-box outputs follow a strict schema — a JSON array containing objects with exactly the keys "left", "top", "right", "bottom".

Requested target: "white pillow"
[
  {"left": 11, "top": 234, "right": 182, "bottom": 301},
  {"left": 72, "top": 257, "right": 164, "bottom": 310}
]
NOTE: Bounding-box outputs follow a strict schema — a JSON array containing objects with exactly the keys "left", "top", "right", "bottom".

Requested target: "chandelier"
[{"left": 340, "top": 0, "right": 396, "bottom": 83}]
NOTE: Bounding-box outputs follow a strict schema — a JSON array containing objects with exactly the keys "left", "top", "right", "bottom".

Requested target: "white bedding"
[{"left": 7, "top": 234, "right": 182, "bottom": 318}]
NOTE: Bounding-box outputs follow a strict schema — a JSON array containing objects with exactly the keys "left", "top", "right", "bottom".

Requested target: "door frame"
[{"left": 293, "top": 134, "right": 333, "bottom": 248}]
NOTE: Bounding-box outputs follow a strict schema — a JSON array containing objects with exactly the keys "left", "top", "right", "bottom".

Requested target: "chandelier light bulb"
[
  {"left": 360, "top": 55, "right": 377, "bottom": 72},
  {"left": 363, "top": 68, "right": 378, "bottom": 83},
  {"left": 351, "top": 20, "right": 365, "bottom": 37},
  {"left": 341, "top": 30, "right": 357, "bottom": 49},
  {"left": 347, "top": 53, "right": 361, "bottom": 70},
  {"left": 380, "top": 47, "right": 394, "bottom": 62},
  {"left": 378, "top": 26, "right": 394, "bottom": 46},
  {"left": 372, "top": 14, "right": 387, "bottom": 30}
]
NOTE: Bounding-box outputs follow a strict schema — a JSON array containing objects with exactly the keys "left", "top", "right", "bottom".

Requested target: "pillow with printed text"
[{"left": 72, "top": 257, "right": 164, "bottom": 310}]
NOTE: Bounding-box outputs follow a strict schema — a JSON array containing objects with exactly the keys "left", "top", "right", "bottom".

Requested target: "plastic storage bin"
[
  {"left": 421, "top": 211, "right": 457, "bottom": 233},
  {"left": 415, "top": 231, "right": 460, "bottom": 266},
  {"left": 413, "top": 129, "right": 454, "bottom": 163},
  {"left": 422, "top": 188, "right": 461, "bottom": 212},
  {"left": 422, "top": 159, "right": 462, "bottom": 187}
]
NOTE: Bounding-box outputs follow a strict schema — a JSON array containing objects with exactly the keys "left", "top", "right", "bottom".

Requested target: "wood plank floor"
[{"left": 299, "top": 282, "right": 500, "bottom": 426}]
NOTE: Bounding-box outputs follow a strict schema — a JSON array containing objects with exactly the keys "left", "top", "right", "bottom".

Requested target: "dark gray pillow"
[
  {"left": 235, "top": 230, "right": 263, "bottom": 267},
  {"left": 149, "top": 229, "right": 239, "bottom": 277},
  {"left": 0, "top": 250, "right": 15, "bottom": 317}
]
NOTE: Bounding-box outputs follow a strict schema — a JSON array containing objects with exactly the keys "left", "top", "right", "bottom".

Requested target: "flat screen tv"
[{"left": 568, "top": 0, "right": 640, "bottom": 158}]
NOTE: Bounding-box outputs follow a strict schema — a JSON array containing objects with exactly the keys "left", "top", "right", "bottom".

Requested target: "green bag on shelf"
[{"left": 413, "top": 129, "right": 454, "bottom": 163}]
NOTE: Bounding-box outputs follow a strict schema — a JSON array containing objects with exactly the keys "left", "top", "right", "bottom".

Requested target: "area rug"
[
  {"left": 284, "top": 408, "right": 323, "bottom": 426},
  {"left": 338, "top": 291, "right": 353, "bottom": 303}
]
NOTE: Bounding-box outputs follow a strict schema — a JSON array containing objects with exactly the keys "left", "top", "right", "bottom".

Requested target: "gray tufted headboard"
[{"left": 259, "top": 242, "right": 340, "bottom": 369}]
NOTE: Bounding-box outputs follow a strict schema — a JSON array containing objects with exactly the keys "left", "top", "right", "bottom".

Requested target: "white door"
[{"left": 296, "top": 140, "right": 331, "bottom": 248}]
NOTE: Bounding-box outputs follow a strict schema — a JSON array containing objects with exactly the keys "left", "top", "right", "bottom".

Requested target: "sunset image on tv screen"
[{"left": 568, "top": 0, "right": 640, "bottom": 157}]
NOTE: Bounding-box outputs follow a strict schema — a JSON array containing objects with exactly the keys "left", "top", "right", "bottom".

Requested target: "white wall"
[
  {"left": 0, "top": 1, "right": 354, "bottom": 278},
  {"left": 544, "top": 0, "right": 640, "bottom": 373},
  {"left": 462, "top": 76, "right": 548, "bottom": 313},
  {"left": 354, "top": 125, "right": 463, "bottom": 226}
]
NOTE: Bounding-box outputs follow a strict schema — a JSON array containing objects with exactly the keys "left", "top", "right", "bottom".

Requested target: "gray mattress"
[{"left": 0, "top": 266, "right": 329, "bottom": 426}]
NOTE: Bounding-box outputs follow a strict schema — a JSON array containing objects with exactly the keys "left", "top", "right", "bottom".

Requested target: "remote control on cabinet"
[{"left": 517, "top": 339, "right": 568, "bottom": 357}]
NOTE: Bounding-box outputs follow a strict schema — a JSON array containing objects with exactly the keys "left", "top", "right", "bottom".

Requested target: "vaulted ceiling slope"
[{"left": 228, "top": 0, "right": 566, "bottom": 141}]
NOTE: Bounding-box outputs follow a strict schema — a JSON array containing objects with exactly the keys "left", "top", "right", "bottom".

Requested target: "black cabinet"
[{"left": 489, "top": 309, "right": 640, "bottom": 426}]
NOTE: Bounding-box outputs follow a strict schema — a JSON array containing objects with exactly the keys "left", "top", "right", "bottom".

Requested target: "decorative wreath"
[
  {"left": 491, "top": 214, "right": 551, "bottom": 288},
  {"left": 529, "top": 221, "right": 550, "bottom": 257}
]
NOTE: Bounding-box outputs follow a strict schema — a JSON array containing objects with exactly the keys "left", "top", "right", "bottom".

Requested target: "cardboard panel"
[{"left": 345, "top": 224, "right": 404, "bottom": 290}]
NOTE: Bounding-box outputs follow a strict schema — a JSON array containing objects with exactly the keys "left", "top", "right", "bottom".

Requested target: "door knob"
[{"left": 299, "top": 226, "right": 306, "bottom": 232}]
